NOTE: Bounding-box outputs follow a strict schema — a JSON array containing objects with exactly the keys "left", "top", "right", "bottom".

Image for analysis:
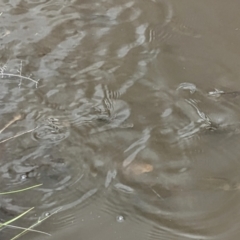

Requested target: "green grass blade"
[
  {"left": 10, "top": 207, "right": 62, "bottom": 240},
  {"left": 0, "top": 207, "right": 34, "bottom": 228},
  {"left": 0, "top": 184, "right": 42, "bottom": 195},
  {"left": 6, "top": 224, "right": 51, "bottom": 236}
]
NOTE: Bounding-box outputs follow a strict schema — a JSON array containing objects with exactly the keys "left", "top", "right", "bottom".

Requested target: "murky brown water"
[{"left": 1, "top": 0, "right": 240, "bottom": 239}]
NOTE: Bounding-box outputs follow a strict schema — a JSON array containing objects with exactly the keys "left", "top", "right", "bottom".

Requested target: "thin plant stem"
[
  {"left": 6, "top": 224, "right": 51, "bottom": 236},
  {"left": 1, "top": 73, "right": 39, "bottom": 85},
  {"left": 0, "top": 184, "right": 42, "bottom": 195},
  {"left": 0, "top": 126, "right": 39, "bottom": 144},
  {"left": 0, "top": 114, "right": 22, "bottom": 134},
  {"left": 150, "top": 187, "right": 163, "bottom": 200},
  {"left": 11, "top": 207, "right": 62, "bottom": 240},
  {"left": 0, "top": 207, "right": 34, "bottom": 228}
]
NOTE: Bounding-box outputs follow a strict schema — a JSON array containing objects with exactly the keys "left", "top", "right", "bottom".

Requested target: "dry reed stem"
[
  {"left": 0, "top": 114, "right": 38, "bottom": 144},
  {"left": 0, "top": 126, "right": 38, "bottom": 144},
  {"left": 0, "top": 114, "right": 22, "bottom": 134}
]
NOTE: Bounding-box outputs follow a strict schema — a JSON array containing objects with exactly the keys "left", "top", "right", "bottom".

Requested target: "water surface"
[{"left": 1, "top": 0, "right": 240, "bottom": 239}]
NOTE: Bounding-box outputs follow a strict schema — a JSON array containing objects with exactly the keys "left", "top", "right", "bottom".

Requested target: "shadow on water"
[{"left": 1, "top": 0, "right": 240, "bottom": 239}]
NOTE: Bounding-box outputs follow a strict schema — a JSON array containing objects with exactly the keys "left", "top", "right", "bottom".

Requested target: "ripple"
[
  {"left": 69, "top": 98, "right": 132, "bottom": 135},
  {"left": 2, "top": 0, "right": 240, "bottom": 239},
  {"left": 0, "top": 137, "right": 100, "bottom": 225},
  {"left": 32, "top": 119, "right": 70, "bottom": 143}
]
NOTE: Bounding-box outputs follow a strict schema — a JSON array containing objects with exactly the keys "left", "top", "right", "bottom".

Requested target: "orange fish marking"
[{"left": 125, "top": 163, "right": 153, "bottom": 175}]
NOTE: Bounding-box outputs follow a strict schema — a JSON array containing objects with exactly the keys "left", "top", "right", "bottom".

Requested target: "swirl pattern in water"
[{"left": 1, "top": 0, "right": 240, "bottom": 239}]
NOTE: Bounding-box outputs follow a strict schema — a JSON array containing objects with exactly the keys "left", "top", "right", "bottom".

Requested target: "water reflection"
[{"left": 1, "top": 0, "right": 240, "bottom": 239}]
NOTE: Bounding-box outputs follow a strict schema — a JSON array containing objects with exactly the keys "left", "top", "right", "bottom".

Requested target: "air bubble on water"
[
  {"left": 45, "top": 212, "right": 50, "bottom": 217},
  {"left": 116, "top": 215, "right": 125, "bottom": 223},
  {"left": 21, "top": 174, "right": 27, "bottom": 180}
]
